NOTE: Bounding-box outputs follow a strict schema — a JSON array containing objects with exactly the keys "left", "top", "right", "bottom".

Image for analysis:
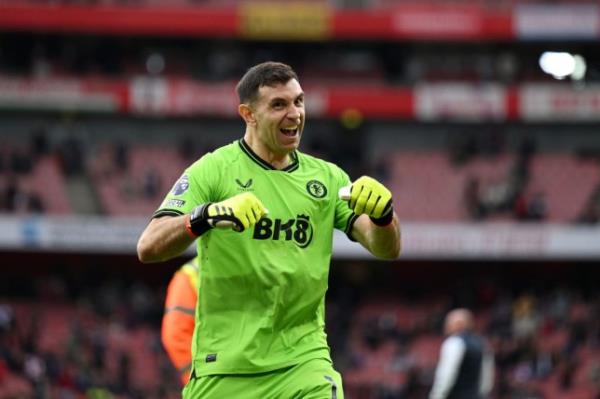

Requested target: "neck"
[{"left": 243, "top": 132, "right": 292, "bottom": 170}]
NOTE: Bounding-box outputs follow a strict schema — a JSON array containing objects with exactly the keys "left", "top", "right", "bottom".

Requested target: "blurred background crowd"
[
  {"left": 1, "top": 0, "right": 600, "bottom": 398},
  {"left": 1, "top": 260, "right": 599, "bottom": 399}
]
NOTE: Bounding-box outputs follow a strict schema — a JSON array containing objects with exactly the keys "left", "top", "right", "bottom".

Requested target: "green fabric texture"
[
  {"left": 155, "top": 139, "right": 355, "bottom": 376},
  {"left": 182, "top": 358, "right": 343, "bottom": 399}
]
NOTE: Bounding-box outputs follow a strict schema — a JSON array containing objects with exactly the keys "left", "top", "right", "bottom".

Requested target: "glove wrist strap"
[
  {"left": 370, "top": 209, "right": 394, "bottom": 227},
  {"left": 186, "top": 203, "right": 213, "bottom": 237}
]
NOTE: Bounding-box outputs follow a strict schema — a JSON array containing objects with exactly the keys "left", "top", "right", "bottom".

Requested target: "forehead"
[{"left": 257, "top": 79, "right": 303, "bottom": 103}]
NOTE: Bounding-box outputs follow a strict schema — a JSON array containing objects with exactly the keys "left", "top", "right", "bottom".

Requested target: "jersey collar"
[{"left": 238, "top": 139, "right": 299, "bottom": 173}]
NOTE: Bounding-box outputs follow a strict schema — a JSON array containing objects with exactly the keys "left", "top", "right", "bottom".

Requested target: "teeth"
[{"left": 281, "top": 127, "right": 298, "bottom": 136}]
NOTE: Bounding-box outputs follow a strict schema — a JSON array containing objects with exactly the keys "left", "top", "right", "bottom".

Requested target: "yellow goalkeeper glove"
[
  {"left": 348, "top": 176, "right": 394, "bottom": 226},
  {"left": 186, "top": 192, "right": 267, "bottom": 236}
]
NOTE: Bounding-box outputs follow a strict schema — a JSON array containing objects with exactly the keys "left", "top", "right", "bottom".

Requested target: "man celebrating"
[
  {"left": 430, "top": 309, "right": 495, "bottom": 399},
  {"left": 137, "top": 61, "right": 401, "bottom": 398}
]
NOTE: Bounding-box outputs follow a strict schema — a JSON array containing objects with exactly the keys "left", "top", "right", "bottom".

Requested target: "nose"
[{"left": 287, "top": 105, "right": 302, "bottom": 122}]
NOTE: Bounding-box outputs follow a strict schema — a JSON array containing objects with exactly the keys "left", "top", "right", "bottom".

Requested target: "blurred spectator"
[
  {"left": 526, "top": 192, "right": 548, "bottom": 221},
  {"left": 518, "top": 137, "right": 536, "bottom": 166},
  {"left": 547, "top": 289, "right": 571, "bottom": 327},
  {"left": 574, "top": 182, "right": 600, "bottom": 224},
  {"left": 575, "top": 203, "right": 600, "bottom": 225},
  {"left": 499, "top": 137, "right": 536, "bottom": 217},
  {"left": 479, "top": 127, "right": 505, "bottom": 159},
  {"left": 1, "top": 177, "right": 45, "bottom": 214},
  {"left": 58, "top": 135, "right": 85, "bottom": 177},
  {"left": 461, "top": 136, "right": 537, "bottom": 221},
  {"left": 479, "top": 176, "right": 512, "bottom": 214},
  {"left": 114, "top": 352, "right": 131, "bottom": 395},
  {"left": 3, "top": 177, "right": 28, "bottom": 213},
  {"left": 512, "top": 295, "right": 539, "bottom": 342},
  {"left": 387, "top": 343, "right": 416, "bottom": 373},
  {"left": 372, "top": 155, "right": 392, "bottom": 187},
  {"left": 588, "top": 360, "right": 600, "bottom": 395},
  {"left": 161, "top": 258, "right": 198, "bottom": 385},
  {"left": 429, "top": 309, "right": 494, "bottom": 399},
  {"left": 564, "top": 302, "right": 589, "bottom": 356},
  {"left": 142, "top": 167, "right": 161, "bottom": 199},
  {"left": 363, "top": 316, "right": 385, "bottom": 350},
  {"left": 448, "top": 130, "right": 477, "bottom": 166},
  {"left": 559, "top": 356, "right": 577, "bottom": 390},
  {"left": 9, "top": 148, "right": 33, "bottom": 175},
  {"left": 464, "top": 177, "right": 485, "bottom": 220},
  {"left": 515, "top": 191, "right": 548, "bottom": 222},
  {"left": 3, "top": 276, "right": 600, "bottom": 399},
  {"left": 0, "top": 305, "right": 14, "bottom": 333},
  {"left": 114, "top": 141, "right": 129, "bottom": 172},
  {"left": 120, "top": 174, "right": 138, "bottom": 199},
  {"left": 178, "top": 136, "right": 197, "bottom": 161},
  {"left": 27, "top": 193, "right": 45, "bottom": 214},
  {"left": 23, "top": 353, "right": 45, "bottom": 384},
  {"left": 30, "top": 127, "right": 50, "bottom": 159},
  {"left": 513, "top": 192, "right": 529, "bottom": 221}
]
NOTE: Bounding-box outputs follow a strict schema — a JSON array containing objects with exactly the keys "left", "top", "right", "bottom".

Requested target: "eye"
[
  {"left": 272, "top": 101, "right": 286, "bottom": 110},
  {"left": 295, "top": 97, "right": 304, "bottom": 107}
]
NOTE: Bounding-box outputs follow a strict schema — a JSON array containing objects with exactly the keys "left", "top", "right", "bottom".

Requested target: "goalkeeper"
[{"left": 137, "top": 61, "right": 401, "bottom": 398}]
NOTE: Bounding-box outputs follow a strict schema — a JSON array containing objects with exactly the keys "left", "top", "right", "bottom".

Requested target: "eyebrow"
[{"left": 269, "top": 92, "right": 305, "bottom": 104}]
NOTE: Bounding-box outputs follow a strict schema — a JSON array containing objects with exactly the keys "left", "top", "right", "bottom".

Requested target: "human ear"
[{"left": 238, "top": 104, "right": 256, "bottom": 126}]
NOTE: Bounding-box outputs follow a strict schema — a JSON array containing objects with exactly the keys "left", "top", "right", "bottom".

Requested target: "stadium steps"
[
  {"left": 89, "top": 145, "right": 187, "bottom": 216},
  {"left": 527, "top": 154, "right": 600, "bottom": 222},
  {"left": 390, "top": 152, "right": 515, "bottom": 221},
  {"left": 65, "top": 175, "right": 102, "bottom": 214},
  {"left": 20, "top": 155, "right": 72, "bottom": 214},
  {"left": 0, "top": 371, "right": 32, "bottom": 398}
]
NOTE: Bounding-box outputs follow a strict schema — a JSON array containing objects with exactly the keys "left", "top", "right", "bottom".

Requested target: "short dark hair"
[{"left": 236, "top": 61, "right": 299, "bottom": 104}]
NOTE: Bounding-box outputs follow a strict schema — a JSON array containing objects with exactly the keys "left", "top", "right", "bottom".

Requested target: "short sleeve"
[
  {"left": 153, "top": 154, "right": 217, "bottom": 218},
  {"left": 332, "top": 165, "right": 358, "bottom": 240}
]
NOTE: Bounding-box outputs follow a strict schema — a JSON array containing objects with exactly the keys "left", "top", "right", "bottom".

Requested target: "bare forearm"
[
  {"left": 371, "top": 215, "right": 401, "bottom": 259},
  {"left": 353, "top": 213, "right": 401, "bottom": 259},
  {"left": 137, "top": 216, "right": 196, "bottom": 263}
]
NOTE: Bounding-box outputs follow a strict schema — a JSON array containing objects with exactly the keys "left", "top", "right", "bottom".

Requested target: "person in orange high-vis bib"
[{"left": 161, "top": 257, "right": 199, "bottom": 385}]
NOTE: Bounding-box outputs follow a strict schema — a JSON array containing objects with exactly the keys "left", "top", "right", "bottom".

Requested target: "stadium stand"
[
  {"left": 0, "top": 149, "right": 71, "bottom": 215},
  {"left": 527, "top": 155, "right": 600, "bottom": 223},
  {"left": 3, "top": 122, "right": 600, "bottom": 225},
  {"left": 2, "top": 1, "right": 600, "bottom": 398},
  {"left": 89, "top": 144, "right": 187, "bottom": 216},
  {"left": 2, "top": 265, "right": 599, "bottom": 399}
]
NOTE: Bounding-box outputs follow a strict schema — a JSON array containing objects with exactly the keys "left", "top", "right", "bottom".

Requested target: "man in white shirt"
[{"left": 429, "top": 309, "right": 494, "bottom": 399}]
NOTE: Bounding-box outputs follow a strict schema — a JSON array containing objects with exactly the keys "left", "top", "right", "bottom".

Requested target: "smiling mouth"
[{"left": 280, "top": 127, "right": 298, "bottom": 137}]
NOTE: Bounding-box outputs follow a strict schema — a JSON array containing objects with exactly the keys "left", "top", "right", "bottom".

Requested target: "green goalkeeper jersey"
[{"left": 154, "top": 139, "right": 357, "bottom": 376}]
